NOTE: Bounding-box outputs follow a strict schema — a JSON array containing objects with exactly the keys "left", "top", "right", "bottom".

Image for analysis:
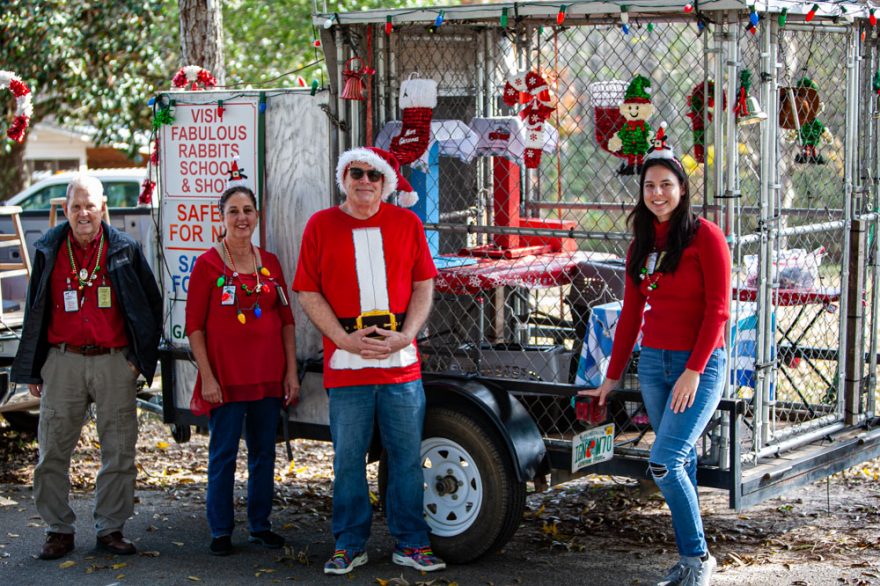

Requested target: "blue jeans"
[
  {"left": 206, "top": 397, "right": 281, "bottom": 538},
  {"left": 638, "top": 347, "right": 725, "bottom": 558},
  {"left": 328, "top": 380, "right": 431, "bottom": 551}
]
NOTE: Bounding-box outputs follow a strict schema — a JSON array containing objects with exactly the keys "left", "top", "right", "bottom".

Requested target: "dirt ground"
[{"left": 0, "top": 411, "right": 879, "bottom": 585}]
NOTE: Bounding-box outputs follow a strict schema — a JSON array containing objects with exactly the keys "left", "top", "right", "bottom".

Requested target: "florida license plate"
[{"left": 571, "top": 423, "right": 615, "bottom": 473}]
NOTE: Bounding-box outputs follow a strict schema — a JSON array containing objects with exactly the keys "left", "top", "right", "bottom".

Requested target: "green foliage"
[
  {"left": 221, "top": 0, "right": 417, "bottom": 87},
  {"left": 0, "top": 0, "right": 175, "bottom": 147}
]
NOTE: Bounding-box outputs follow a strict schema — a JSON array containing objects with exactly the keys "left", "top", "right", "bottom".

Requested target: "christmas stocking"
[
  {"left": 523, "top": 123, "right": 544, "bottom": 169},
  {"left": 390, "top": 74, "right": 438, "bottom": 165},
  {"left": 502, "top": 72, "right": 528, "bottom": 106}
]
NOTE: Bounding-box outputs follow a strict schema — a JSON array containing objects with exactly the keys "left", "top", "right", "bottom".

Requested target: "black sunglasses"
[{"left": 348, "top": 167, "right": 384, "bottom": 182}]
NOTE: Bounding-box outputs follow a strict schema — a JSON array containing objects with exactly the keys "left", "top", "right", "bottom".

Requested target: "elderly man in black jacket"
[{"left": 11, "top": 173, "right": 162, "bottom": 560}]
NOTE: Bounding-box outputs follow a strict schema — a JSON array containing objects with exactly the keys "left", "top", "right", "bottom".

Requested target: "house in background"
[{"left": 22, "top": 121, "right": 145, "bottom": 186}]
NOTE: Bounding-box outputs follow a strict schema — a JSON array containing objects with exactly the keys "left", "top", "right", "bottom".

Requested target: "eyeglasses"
[{"left": 348, "top": 167, "right": 384, "bottom": 182}]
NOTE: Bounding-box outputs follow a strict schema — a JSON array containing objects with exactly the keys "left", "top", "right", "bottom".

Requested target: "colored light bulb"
[
  {"left": 324, "top": 16, "right": 334, "bottom": 29},
  {"left": 647, "top": 22, "right": 655, "bottom": 32},
  {"left": 385, "top": 16, "right": 393, "bottom": 35},
  {"left": 216, "top": 276, "right": 225, "bottom": 287},
  {"left": 557, "top": 5, "right": 567, "bottom": 25},
  {"left": 434, "top": 10, "right": 444, "bottom": 27},
  {"left": 260, "top": 266, "right": 270, "bottom": 277},
  {"left": 255, "top": 306, "right": 262, "bottom": 319},
  {"left": 871, "top": 9, "right": 877, "bottom": 26},
  {"left": 622, "top": 23, "right": 629, "bottom": 34},
  {"left": 684, "top": 3, "right": 694, "bottom": 13},
  {"left": 749, "top": 6, "right": 759, "bottom": 26},
  {"left": 806, "top": 3, "right": 818, "bottom": 22},
  {"left": 778, "top": 7, "right": 788, "bottom": 27},
  {"left": 501, "top": 8, "right": 508, "bottom": 27},
  {"left": 313, "top": 39, "right": 321, "bottom": 48},
  {"left": 237, "top": 312, "right": 246, "bottom": 325}
]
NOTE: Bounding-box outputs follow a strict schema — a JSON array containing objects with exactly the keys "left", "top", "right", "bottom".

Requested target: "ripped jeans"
[{"left": 637, "top": 347, "right": 725, "bottom": 558}]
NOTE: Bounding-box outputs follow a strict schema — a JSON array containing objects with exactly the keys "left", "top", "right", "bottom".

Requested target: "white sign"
[
  {"left": 159, "top": 97, "right": 261, "bottom": 344},
  {"left": 571, "top": 424, "right": 615, "bottom": 473},
  {"left": 161, "top": 101, "right": 259, "bottom": 198}
]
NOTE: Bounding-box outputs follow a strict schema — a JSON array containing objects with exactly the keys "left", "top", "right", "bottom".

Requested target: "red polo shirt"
[{"left": 46, "top": 226, "right": 129, "bottom": 348}]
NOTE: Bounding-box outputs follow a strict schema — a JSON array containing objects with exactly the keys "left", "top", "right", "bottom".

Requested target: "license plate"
[{"left": 571, "top": 423, "right": 615, "bottom": 473}]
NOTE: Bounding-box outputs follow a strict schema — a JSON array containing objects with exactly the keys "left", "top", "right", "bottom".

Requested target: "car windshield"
[{"left": 17, "top": 179, "right": 140, "bottom": 210}]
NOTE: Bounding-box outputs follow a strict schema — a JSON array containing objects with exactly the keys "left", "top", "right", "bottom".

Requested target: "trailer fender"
[{"left": 423, "top": 377, "right": 545, "bottom": 482}]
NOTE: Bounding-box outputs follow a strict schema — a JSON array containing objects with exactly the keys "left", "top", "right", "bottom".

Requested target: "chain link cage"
[{"left": 321, "top": 3, "right": 879, "bottom": 477}]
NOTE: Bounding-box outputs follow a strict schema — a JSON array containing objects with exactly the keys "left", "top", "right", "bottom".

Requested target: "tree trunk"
[{"left": 178, "top": 0, "right": 226, "bottom": 85}]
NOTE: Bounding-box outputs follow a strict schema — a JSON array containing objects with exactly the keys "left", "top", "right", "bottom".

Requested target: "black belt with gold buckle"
[
  {"left": 54, "top": 344, "right": 121, "bottom": 356},
  {"left": 339, "top": 310, "right": 406, "bottom": 337}
]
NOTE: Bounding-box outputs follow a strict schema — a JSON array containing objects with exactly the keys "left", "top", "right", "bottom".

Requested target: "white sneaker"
[
  {"left": 657, "top": 554, "right": 716, "bottom": 586},
  {"left": 656, "top": 559, "right": 687, "bottom": 586}
]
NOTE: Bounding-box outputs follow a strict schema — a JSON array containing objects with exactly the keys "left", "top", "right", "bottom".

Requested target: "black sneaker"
[
  {"left": 248, "top": 530, "right": 285, "bottom": 549},
  {"left": 210, "top": 535, "right": 233, "bottom": 556}
]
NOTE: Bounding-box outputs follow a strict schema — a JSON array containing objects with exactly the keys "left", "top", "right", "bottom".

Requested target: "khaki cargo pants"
[{"left": 34, "top": 347, "right": 139, "bottom": 537}]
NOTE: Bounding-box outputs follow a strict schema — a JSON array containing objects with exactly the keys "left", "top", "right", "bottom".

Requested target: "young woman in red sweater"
[{"left": 582, "top": 145, "right": 730, "bottom": 586}]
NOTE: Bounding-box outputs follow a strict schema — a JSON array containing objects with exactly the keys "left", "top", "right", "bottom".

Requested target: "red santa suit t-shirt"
[{"left": 292, "top": 203, "right": 437, "bottom": 389}]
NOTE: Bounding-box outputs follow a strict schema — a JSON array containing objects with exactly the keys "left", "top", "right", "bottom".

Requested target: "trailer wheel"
[
  {"left": 1, "top": 411, "right": 38, "bottom": 435},
  {"left": 381, "top": 407, "right": 526, "bottom": 563},
  {"left": 170, "top": 424, "right": 191, "bottom": 444}
]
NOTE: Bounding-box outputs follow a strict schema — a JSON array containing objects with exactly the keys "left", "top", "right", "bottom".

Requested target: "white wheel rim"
[{"left": 420, "top": 436, "right": 483, "bottom": 537}]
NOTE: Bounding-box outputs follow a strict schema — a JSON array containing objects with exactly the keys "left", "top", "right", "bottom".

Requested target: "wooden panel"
[{"left": 263, "top": 92, "right": 333, "bottom": 360}]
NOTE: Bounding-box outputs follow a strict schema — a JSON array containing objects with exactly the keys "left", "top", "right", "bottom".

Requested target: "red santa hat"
[{"left": 336, "top": 146, "right": 419, "bottom": 207}]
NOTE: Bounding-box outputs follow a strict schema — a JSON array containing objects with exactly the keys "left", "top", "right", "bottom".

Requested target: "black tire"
[
  {"left": 170, "top": 424, "right": 191, "bottom": 444},
  {"left": 379, "top": 407, "right": 526, "bottom": 564},
  {"left": 1, "top": 411, "right": 39, "bottom": 435}
]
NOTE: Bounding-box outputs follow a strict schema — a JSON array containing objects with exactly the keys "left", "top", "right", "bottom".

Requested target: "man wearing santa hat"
[{"left": 293, "top": 147, "right": 444, "bottom": 576}]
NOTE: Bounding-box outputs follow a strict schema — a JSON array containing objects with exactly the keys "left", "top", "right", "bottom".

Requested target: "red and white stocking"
[
  {"left": 390, "top": 74, "right": 438, "bottom": 165},
  {"left": 523, "top": 124, "right": 544, "bottom": 169}
]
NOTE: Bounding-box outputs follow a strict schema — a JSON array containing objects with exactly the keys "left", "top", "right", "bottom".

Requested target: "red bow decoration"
[
  {"left": 501, "top": 71, "right": 556, "bottom": 169},
  {"left": 171, "top": 66, "right": 217, "bottom": 91}
]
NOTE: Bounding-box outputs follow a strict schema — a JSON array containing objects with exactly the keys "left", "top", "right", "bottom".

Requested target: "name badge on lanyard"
[
  {"left": 221, "top": 285, "right": 236, "bottom": 306},
  {"left": 63, "top": 289, "right": 79, "bottom": 313},
  {"left": 646, "top": 252, "right": 659, "bottom": 275},
  {"left": 97, "top": 286, "right": 112, "bottom": 309}
]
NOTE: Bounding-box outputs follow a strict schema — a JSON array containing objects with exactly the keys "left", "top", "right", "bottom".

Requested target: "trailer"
[{"left": 151, "top": 0, "right": 880, "bottom": 564}]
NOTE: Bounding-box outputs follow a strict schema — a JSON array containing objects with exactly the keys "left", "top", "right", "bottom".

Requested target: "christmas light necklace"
[
  {"left": 67, "top": 231, "right": 105, "bottom": 290},
  {"left": 217, "top": 239, "right": 271, "bottom": 325}
]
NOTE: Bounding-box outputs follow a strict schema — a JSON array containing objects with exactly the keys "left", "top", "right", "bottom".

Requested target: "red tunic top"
[
  {"left": 185, "top": 247, "right": 294, "bottom": 414},
  {"left": 292, "top": 203, "right": 437, "bottom": 389},
  {"left": 606, "top": 217, "right": 731, "bottom": 380},
  {"left": 47, "top": 226, "right": 128, "bottom": 348}
]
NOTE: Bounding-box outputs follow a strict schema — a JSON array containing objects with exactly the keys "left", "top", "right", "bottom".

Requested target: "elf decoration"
[
  {"left": 502, "top": 70, "right": 556, "bottom": 169},
  {"left": 686, "top": 80, "right": 726, "bottom": 164},
  {"left": 733, "top": 69, "right": 767, "bottom": 125},
  {"left": 607, "top": 75, "right": 654, "bottom": 175},
  {"left": 390, "top": 73, "right": 438, "bottom": 165},
  {"left": 0, "top": 70, "right": 33, "bottom": 143},
  {"left": 779, "top": 77, "right": 833, "bottom": 165},
  {"left": 171, "top": 65, "right": 217, "bottom": 91},
  {"left": 340, "top": 57, "right": 374, "bottom": 101}
]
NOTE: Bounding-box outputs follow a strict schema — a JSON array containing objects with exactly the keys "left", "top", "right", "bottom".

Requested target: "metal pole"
[
  {"left": 867, "top": 34, "right": 880, "bottom": 418},
  {"left": 835, "top": 26, "right": 859, "bottom": 425}
]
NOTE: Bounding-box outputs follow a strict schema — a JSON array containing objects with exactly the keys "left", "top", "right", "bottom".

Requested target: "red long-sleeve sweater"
[{"left": 606, "top": 217, "right": 731, "bottom": 380}]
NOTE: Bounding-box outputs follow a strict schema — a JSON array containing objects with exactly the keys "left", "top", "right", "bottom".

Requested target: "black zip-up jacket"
[{"left": 11, "top": 222, "right": 163, "bottom": 385}]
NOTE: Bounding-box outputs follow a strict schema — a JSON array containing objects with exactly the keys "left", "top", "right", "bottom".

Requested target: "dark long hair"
[{"left": 625, "top": 157, "right": 700, "bottom": 283}]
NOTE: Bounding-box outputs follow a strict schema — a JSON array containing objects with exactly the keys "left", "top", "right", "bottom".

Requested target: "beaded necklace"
[
  {"left": 216, "top": 239, "right": 272, "bottom": 325},
  {"left": 640, "top": 249, "right": 666, "bottom": 291},
  {"left": 67, "top": 230, "right": 105, "bottom": 290}
]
